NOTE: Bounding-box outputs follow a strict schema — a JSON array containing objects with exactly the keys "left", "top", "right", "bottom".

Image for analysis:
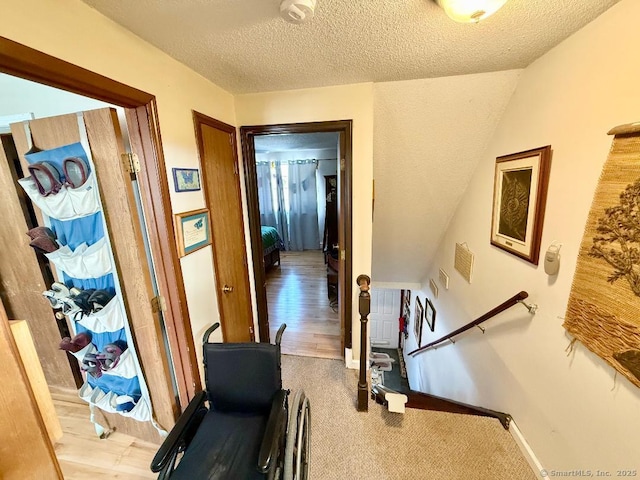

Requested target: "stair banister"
[
  {"left": 356, "top": 274, "right": 371, "bottom": 412},
  {"left": 408, "top": 291, "right": 530, "bottom": 357}
]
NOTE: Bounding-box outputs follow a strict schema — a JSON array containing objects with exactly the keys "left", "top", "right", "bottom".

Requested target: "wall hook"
[{"left": 476, "top": 325, "right": 485, "bottom": 334}]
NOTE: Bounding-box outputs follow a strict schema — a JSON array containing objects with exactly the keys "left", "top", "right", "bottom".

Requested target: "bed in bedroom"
[{"left": 261, "top": 226, "right": 283, "bottom": 270}]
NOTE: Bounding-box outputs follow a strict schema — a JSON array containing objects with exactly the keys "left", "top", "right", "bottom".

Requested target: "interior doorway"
[
  {"left": 0, "top": 37, "right": 200, "bottom": 477},
  {"left": 241, "top": 121, "right": 353, "bottom": 359},
  {"left": 0, "top": 74, "right": 170, "bottom": 475},
  {"left": 253, "top": 132, "right": 340, "bottom": 358}
]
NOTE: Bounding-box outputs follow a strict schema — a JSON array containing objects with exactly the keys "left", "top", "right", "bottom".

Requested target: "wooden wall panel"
[
  {"left": 0, "top": 302, "right": 62, "bottom": 479},
  {"left": 0, "top": 132, "right": 74, "bottom": 388}
]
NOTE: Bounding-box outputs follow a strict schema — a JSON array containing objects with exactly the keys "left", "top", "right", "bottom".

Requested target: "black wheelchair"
[{"left": 151, "top": 323, "right": 310, "bottom": 479}]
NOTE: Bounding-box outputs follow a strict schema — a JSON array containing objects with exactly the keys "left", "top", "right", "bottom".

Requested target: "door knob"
[{"left": 222, "top": 285, "right": 234, "bottom": 294}]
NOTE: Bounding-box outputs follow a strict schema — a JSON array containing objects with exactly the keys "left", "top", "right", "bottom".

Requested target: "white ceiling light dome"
[
  {"left": 435, "top": 0, "right": 508, "bottom": 23},
  {"left": 280, "top": 0, "right": 317, "bottom": 24}
]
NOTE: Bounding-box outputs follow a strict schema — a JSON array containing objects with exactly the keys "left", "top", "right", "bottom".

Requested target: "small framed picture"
[
  {"left": 414, "top": 297, "right": 424, "bottom": 346},
  {"left": 490, "top": 146, "right": 551, "bottom": 265},
  {"left": 174, "top": 208, "right": 211, "bottom": 257},
  {"left": 403, "top": 289, "right": 411, "bottom": 321},
  {"left": 425, "top": 298, "right": 436, "bottom": 333},
  {"left": 172, "top": 167, "right": 201, "bottom": 192}
]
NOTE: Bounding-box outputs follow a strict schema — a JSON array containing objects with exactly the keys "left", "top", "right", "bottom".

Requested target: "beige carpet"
[{"left": 282, "top": 355, "right": 536, "bottom": 480}]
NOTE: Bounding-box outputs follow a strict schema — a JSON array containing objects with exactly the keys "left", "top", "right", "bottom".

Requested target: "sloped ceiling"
[
  {"left": 76, "top": 0, "right": 619, "bottom": 286},
  {"left": 372, "top": 70, "right": 521, "bottom": 284},
  {"left": 80, "top": 0, "right": 619, "bottom": 94}
]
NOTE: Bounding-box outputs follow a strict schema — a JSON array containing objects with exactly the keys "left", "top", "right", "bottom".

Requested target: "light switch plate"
[
  {"left": 439, "top": 268, "right": 449, "bottom": 290},
  {"left": 429, "top": 278, "right": 439, "bottom": 299}
]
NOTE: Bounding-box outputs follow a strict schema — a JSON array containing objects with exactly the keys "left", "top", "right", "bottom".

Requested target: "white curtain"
[
  {"left": 257, "top": 162, "right": 276, "bottom": 226},
  {"left": 257, "top": 162, "right": 288, "bottom": 247},
  {"left": 286, "top": 161, "right": 320, "bottom": 251},
  {"left": 255, "top": 159, "right": 320, "bottom": 251}
]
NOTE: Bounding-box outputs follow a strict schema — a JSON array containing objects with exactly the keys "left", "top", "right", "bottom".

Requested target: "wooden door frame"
[
  {"left": 192, "top": 111, "right": 254, "bottom": 342},
  {"left": 0, "top": 37, "right": 200, "bottom": 409},
  {"left": 240, "top": 121, "right": 353, "bottom": 351}
]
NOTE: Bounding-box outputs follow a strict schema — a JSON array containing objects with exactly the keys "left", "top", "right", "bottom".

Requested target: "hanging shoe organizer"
[{"left": 19, "top": 117, "right": 165, "bottom": 437}]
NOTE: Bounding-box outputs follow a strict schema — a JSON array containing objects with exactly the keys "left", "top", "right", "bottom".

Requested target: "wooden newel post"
[{"left": 356, "top": 274, "right": 371, "bottom": 412}]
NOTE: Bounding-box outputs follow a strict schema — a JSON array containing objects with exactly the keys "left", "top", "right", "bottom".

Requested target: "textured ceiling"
[
  {"left": 372, "top": 70, "right": 521, "bottom": 284},
  {"left": 80, "top": 0, "right": 619, "bottom": 94}
]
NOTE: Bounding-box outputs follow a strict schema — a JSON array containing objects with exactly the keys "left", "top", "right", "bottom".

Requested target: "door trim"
[
  {"left": 192, "top": 111, "right": 254, "bottom": 342},
  {"left": 0, "top": 36, "right": 200, "bottom": 409},
  {"left": 240, "top": 121, "right": 353, "bottom": 351}
]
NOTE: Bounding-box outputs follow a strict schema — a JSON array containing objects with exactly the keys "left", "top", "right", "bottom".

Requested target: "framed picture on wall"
[
  {"left": 174, "top": 208, "right": 212, "bottom": 257},
  {"left": 425, "top": 298, "right": 436, "bottom": 333},
  {"left": 490, "top": 146, "right": 551, "bottom": 265},
  {"left": 414, "top": 297, "right": 424, "bottom": 346},
  {"left": 172, "top": 167, "right": 201, "bottom": 192},
  {"left": 403, "top": 289, "right": 411, "bottom": 321}
]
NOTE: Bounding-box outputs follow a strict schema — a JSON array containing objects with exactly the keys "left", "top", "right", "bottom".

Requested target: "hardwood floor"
[
  {"left": 45, "top": 252, "right": 340, "bottom": 478},
  {"left": 266, "top": 251, "right": 341, "bottom": 359},
  {"left": 51, "top": 387, "right": 157, "bottom": 479}
]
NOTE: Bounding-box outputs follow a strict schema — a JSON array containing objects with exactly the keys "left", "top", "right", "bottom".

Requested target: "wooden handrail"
[{"left": 408, "top": 291, "right": 529, "bottom": 356}]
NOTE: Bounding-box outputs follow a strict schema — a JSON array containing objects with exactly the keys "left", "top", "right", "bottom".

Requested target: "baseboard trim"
[
  {"left": 344, "top": 348, "right": 359, "bottom": 369},
  {"left": 509, "top": 420, "right": 544, "bottom": 478}
]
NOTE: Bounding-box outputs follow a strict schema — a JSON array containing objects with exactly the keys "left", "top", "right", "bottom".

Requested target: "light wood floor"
[
  {"left": 266, "top": 251, "right": 341, "bottom": 359},
  {"left": 51, "top": 387, "right": 157, "bottom": 479}
]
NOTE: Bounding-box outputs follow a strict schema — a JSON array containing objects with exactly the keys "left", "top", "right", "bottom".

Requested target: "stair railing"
[
  {"left": 356, "top": 274, "right": 371, "bottom": 412},
  {"left": 408, "top": 291, "right": 532, "bottom": 357}
]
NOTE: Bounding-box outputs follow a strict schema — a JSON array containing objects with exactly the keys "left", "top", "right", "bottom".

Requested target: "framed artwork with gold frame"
[{"left": 174, "top": 208, "right": 212, "bottom": 257}]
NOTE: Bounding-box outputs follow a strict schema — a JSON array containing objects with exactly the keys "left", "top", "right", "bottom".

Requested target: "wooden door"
[
  {"left": 0, "top": 300, "right": 63, "bottom": 480},
  {"left": 9, "top": 109, "right": 175, "bottom": 443},
  {"left": 0, "top": 134, "right": 78, "bottom": 389},
  {"left": 194, "top": 112, "right": 254, "bottom": 342}
]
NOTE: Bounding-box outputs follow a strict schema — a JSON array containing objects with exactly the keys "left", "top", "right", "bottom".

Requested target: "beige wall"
[
  {"left": 236, "top": 84, "right": 374, "bottom": 360},
  {"left": 372, "top": 71, "right": 521, "bottom": 285},
  {"left": 1, "top": 0, "right": 235, "bottom": 366},
  {"left": 405, "top": 0, "right": 640, "bottom": 472}
]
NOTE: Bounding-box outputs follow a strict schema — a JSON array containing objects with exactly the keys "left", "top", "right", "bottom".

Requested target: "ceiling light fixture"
[
  {"left": 280, "top": 0, "right": 317, "bottom": 24},
  {"left": 434, "top": 0, "right": 507, "bottom": 23}
]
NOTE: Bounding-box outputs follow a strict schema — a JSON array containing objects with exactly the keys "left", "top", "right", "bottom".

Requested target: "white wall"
[
  {"left": 406, "top": 0, "right": 640, "bottom": 473},
  {"left": 236, "top": 83, "right": 374, "bottom": 360},
  {"left": 372, "top": 71, "right": 521, "bottom": 285},
  {"left": 1, "top": 0, "right": 237, "bottom": 373},
  {"left": 0, "top": 73, "right": 112, "bottom": 118}
]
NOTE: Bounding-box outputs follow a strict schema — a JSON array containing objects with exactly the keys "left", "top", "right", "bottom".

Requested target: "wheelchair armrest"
[
  {"left": 151, "top": 390, "right": 208, "bottom": 473},
  {"left": 258, "top": 389, "right": 288, "bottom": 473}
]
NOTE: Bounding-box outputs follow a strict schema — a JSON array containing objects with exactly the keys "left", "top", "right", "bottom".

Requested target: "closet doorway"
[
  {"left": 0, "top": 74, "right": 170, "bottom": 475},
  {"left": 241, "top": 122, "right": 353, "bottom": 359},
  {"left": 0, "top": 39, "right": 198, "bottom": 477}
]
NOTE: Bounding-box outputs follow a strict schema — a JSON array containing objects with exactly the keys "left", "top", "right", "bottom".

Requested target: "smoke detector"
[{"left": 280, "top": 0, "right": 317, "bottom": 24}]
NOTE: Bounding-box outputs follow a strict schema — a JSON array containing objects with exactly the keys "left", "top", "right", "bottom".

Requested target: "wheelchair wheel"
[{"left": 283, "top": 390, "right": 311, "bottom": 480}]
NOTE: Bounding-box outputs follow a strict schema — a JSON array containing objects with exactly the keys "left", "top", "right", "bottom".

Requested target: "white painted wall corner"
[{"left": 344, "top": 348, "right": 359, "bottom": 369}]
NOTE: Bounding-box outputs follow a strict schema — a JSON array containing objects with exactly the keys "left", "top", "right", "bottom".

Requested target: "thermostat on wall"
[{"left": 544, "top": 242, "right": 562, "bottom": 275}]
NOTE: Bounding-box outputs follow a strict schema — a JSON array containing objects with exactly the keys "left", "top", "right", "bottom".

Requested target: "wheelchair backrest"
[{"left": 203, "top": 342, "right": 282, "bottom": 414}]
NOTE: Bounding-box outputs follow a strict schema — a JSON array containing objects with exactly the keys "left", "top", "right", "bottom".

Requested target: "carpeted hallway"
[{"left": 282, "top": 355, "right": 536, "bottom": 480}]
